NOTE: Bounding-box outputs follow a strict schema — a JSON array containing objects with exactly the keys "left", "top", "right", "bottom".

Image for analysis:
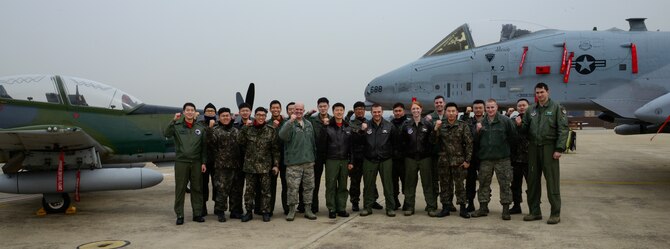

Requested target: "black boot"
[
  {"left": 352, "top": 202, "right": 360, "bottom": 212},
  {"left": 459, "top": 204, "right": 470, "bottom": 219},
  {"left": 435, "top": 208, "right": 450, "bottom": 218},
  {"left": 262, "top": 213, "right": 271, "bottom": 222},
  {"left": 241, "top": 213, "right": 253, "bottom": 222}
]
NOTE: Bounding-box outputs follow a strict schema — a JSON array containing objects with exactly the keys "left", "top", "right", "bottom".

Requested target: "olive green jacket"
[
  {"left": 164, "top": 118, "right": 207, "bottom": 164},
  {"left": 519, "top": 98, "right": 569, "bottom": 152}
]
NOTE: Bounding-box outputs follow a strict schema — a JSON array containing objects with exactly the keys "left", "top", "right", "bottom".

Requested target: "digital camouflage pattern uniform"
[
  {"left": 240, "top": 124, "right": 280, "bottom": 214},
  {"left": 210, "top": 123, "right": 242, "bottom": 216},
  {"left": 432, "top": 119, "right": 473, "bottom": 206}
]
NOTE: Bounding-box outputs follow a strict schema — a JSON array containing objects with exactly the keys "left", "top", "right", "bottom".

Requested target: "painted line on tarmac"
[{"left": 562, "top": 180, "right": 670, "bottom": 185}]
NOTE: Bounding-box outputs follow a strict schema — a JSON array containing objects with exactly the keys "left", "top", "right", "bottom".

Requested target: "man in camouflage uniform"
[
  {"left": 229, "top": 103, "right": 253, "bottom": 219},
  {"left": 164, "top": 102, "right": 208, "bottom": 225},
  {"left": 432, "top": 102, "right": 473, "bottom": 218},
  {"left": 472, "top": 99, "right": 517, "bottom": 220},
  {"left": 510, "top": 98, "right": 530, "bottom": 214},
  {"left": 279, "top": 102, "right": 318, "bottom": 221},
  {"left": 516, "top": 83, "right": 569, "bottom": 225},
  {"left": 426, "top": 95, "right": 457, "bottom": 213},
  {"left": 347, "top": 101, "right": 382, "bottom": 211},
  {"left": 239, "top": 107, "right": 280, "bottom": 222},
  {"left": 210, "top": 107, "right": 242, "bottom": 222}
]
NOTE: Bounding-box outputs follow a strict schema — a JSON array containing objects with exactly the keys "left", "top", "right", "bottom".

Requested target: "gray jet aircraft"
[{"left": 365, "top": 18, "right": 670, "bottom": 135}]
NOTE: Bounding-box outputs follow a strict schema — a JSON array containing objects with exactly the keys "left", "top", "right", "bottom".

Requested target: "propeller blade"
[
  {"left": 235, "top": 92, "right": 244, "bottom": 108},
  {"left": 245, "top": 83, "right": 255, "bottom": 109}
]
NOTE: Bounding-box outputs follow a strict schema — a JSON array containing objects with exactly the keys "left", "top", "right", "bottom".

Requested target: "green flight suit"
[
  {"left": 519, "top": 98, "right": 569, "bottom": 217},
  {"left": 164, "top": 118, "right": 208, "bottom": 218}
]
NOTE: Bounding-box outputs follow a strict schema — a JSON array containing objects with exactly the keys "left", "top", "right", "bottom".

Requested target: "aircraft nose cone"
[{"left": 140, "top": 168, "right": 164, "bottom": 188}]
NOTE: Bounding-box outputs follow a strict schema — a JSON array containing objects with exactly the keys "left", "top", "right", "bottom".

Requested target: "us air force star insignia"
[
  {"left": 531, "top": 111, "right": 537, "bottom": 117},
  {"left": 367, "top": 129, "right": 373, "bottom": 135},
  {"left": 382, "top": 129, "right": 389, "bottom": 134},
  {"left": 407, "top": 128, "right": 414, "bottom": 135},
  {"left": 422, "top": 128, "right": 428, "bottom": 132},
  {"left": 195, "top": 129, "right": 202, "bottom": 136}
]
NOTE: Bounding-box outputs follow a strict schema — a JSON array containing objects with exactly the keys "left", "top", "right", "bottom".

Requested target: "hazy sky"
[{"left": 1, "top": 0, "right": 669, "bottom": 112}]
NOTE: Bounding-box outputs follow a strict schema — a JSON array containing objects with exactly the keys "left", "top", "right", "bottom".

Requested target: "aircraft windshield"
[
  {"left": 423, "top": 24, "right": 474, "bottom": 57},
  {"left": 61, "top": 76, "right": 143, "bottom": 111},
  {"left": 0, "top": 75, "right": 61, "bottom": 103},
  {"left": 423, "top": 22, "right": 541, "bottom": 57}
]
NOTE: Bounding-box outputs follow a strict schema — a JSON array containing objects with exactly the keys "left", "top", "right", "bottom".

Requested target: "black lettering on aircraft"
[{"left": 572, "top": 54, "right": 606, "bottom": 75}]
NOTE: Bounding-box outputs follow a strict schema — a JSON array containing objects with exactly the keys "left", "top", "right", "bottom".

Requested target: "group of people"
[{"left": 163, "top": 82, "right": 569, "bottom": 226}]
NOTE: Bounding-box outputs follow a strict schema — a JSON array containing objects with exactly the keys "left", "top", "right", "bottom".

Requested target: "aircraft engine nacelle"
[{"left": 0, "top": 168, "right": 163, "bottom": 194}]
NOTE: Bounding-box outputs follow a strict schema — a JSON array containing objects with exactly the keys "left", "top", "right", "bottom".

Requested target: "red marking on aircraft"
[{"left": 73, "top": 113, "right": 80, "bottom": 119}]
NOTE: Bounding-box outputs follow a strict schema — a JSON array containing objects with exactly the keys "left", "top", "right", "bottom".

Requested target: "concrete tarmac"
[{"left": 0, "top": 129, "right": 669, "bottom": 249}]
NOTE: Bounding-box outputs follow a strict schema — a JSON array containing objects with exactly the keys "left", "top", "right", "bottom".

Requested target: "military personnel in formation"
[
  {"left": 164, "top": 102, "right": 208, "bottom": 225},
  {"left": 466, "top": 99, "right": 486, "bottom": 212},
  {"left": 347, "top": 101, "right": 383, "bottom": 211},
  {"left": 359, "top": 104, "right": 397, "bottom": 217},
  {"left": 400, "top": 101, "right": 437, "bottom": 217},
  {"left": 319, "top": 102, "right": 353, "bottom": 219},
  {"left": 426, "top": 95, "right": 457, "bottom": 213},
  {"left": 432, "top": 102, "right": 473, "bottom": 218},
  {"left": 471, "top": 99, "right": 517, "bottom": 220},
  {"left": 210, "top": 107, "right": 242, "bottom": 222},
  {"left": 303, "top": 97, "right": 331, "bottom": 214},
  {"left": 390, "top": 102, "right": 407, "bottom": 210},
  {"left": 239, "top": 107, "right": 280, "bottom": 222},
  {"left": 516, "top": 83, "right": 569, "bottom": 225},
  {"left": 510, "top": 98, "right": 530, "bottom": 214},
  {"left": 279, "top": 102, "right": 318, "bottom": 221}
]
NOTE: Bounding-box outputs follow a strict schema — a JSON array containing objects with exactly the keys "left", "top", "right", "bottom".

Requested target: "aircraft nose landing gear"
[{"left": 38, "top": 193, "right": 75, "bottom": 215}]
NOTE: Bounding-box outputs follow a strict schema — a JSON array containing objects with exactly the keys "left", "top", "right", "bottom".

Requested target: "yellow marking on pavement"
[{"left": 562, "top": 180, "right": 670, "bottom": 185}]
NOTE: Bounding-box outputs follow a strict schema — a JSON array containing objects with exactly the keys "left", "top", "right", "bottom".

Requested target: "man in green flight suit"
[
  {"left": 516, "top": 82, "right": 569, "bottom": 225},
  {"left": 164, "top": 102, "right": 208, "bottom": 225}
]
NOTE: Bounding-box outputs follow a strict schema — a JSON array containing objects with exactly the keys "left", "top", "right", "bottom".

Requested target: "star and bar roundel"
[{"left": 572, "top": 54, "right": 606, "bottom": 75}]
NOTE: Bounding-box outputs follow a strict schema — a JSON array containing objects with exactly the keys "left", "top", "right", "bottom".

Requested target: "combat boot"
[
  {"left": 523, "top": 214, "right": 542, "bottom": 221},
  {"left": 240, "top": 213, "right": 253, "bottom": 222},
  {"left": 304, "top": 205, "right": 317, "bottom": 220},
  {"left": 405, "top": 208, "right": 416, "bottom": 216},
  {"left": 263, "top": 213, "right": 271, "bottom": 222},
  {"left": 510, "top": 202, "right": 522, "bottom": 214},
  {"left": 547, "top": 216, "right": 560, "bottom": 224},
  {"left": 386, "top": 209, "right": 396, "bottom": 217},
  {"left": 502, "top": 204, "right": 511, "bottom": 220},
  {"left": 360, "top": 208, "right": 371, "bottom": 216},
  {"left": 286, "top": 205, "right": 296, "bottom": 221},
  {"left": 435, "top": 208, "right": 450, "bottom": 218},
  {"left": 352, "top": 202, "right": 360, "bottom": 212},
  {"left": 459, "top": 204, "right": 470, "bottom": 219},
  {"left": 471, "top": 202, "right": 489, "bottom": 218}
]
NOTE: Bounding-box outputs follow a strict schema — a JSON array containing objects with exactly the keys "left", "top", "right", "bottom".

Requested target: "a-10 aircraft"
[
  {"left": 364, "top": 18, "right": 670, "bottom": 135},
  {"left": 0, "top": 74, "right": 257, "bottom": 214}
]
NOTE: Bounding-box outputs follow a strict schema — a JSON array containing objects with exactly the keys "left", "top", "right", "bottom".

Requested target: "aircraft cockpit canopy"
[
  {"left": 0, "top": 75, "right": 143, "bottom": 111},
  {"left": 423, "top": 22, "right": 537, "bottom": 57},
  {"left": 423, "top": 24, "right": 475, "bottom": 57}
]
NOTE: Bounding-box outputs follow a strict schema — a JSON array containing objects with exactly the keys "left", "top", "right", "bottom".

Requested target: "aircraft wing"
[{"left": 0, "top": 125, "right": 108, "bottom": 153}]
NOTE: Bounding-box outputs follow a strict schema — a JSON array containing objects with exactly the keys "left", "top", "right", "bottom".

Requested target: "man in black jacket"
[
  {"left": 359, "top": 104, "right": 397, "bottom": 217},
  {"left": 319, "top": 103, "right": 354, "bottom": 219}
]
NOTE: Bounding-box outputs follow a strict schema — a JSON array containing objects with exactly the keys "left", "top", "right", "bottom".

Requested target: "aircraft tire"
[{"left": 42, "top": 193, "right": 70, "bottom": 213}]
